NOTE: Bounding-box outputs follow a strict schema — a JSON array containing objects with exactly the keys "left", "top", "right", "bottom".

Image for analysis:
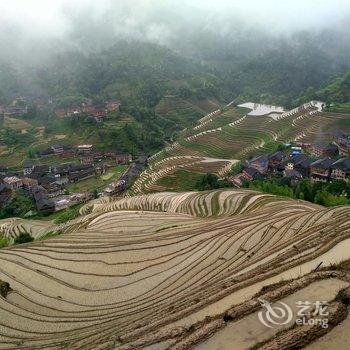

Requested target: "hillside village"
[
  {"left": 231, "top": 132, "right": 350, "bottom": 187},
  {"left": 0, "top": 142, "right": 147, "bottom": 216},
  {"left": 1, "top": 2, "right": 350, "bottom": 349},
  {"left": 54, "top": 98, "right": 121, "bottom": 122},
  {"left": 1, "top": 97, "right": 350, "bottom": 217}
]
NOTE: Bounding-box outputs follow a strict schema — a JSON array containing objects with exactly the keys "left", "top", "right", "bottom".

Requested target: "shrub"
[
  {"left": 14, "top": 232, "right": 34, "bottom": 245},
  {"left": 0, "top": 233, "right": 11, "bottom": 248},
  {"left": 53, "top": 205, "right": 81, "bottom": 225}
]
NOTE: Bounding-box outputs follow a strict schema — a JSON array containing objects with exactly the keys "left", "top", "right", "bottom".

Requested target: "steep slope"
[
  {"left": 0, "top": 189, "right": 349, "bottom": 349},
  {"left": 128, "top": 101, "right": 350, "bottom": 196}
]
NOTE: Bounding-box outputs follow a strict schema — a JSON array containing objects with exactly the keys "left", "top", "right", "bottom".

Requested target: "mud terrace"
[{"left": 0, "top": 189, "right": 349, "bottom": 349}]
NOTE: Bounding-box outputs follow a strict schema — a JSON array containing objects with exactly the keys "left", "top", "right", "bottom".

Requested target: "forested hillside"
[
  {"left": 0, "top": 41, "right": 228, "bottom": 159},
  {"left": 1, "top": 27, "right": 349, "bottom": 159},
  {"left": 299, "top": 71, "right": 350, "bottom": 112}
]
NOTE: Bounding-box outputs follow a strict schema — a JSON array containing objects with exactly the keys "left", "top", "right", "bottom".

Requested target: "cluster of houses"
[
  {"left": 231, "top": 152, "right": 350, "bottom": 187},
  {"left": 231, "top": 133, "right": 350, "bottom": 187},
  {"left": 0, "top": 97, "right": 28, "bottom": 117},
  {"left": 288, "top": 133, "right": 350, "bottom": 158},
  {"left": 34, "top": 143, "right": 133, "bottom": 166},
  {"left": 0, "top": 144, "right": 135, "bottom": 214},
  {"left": 0, "top": 164, "right": 97, "bottom": 215},
  {"left": 54, "top": 99, "right": 121, "bottom": 123}
]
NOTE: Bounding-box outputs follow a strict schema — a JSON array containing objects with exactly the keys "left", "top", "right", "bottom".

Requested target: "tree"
[
  {"left": 14, "top": 233, "right": 34, "bottom": 245},
  {"left": 196, "top": 173, "right": 220, "bottom": 191},
  {"left": 27, "top": 147, "right": 37, "bottom": 159}
]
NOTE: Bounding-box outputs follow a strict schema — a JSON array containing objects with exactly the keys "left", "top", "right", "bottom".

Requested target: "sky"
[{"left": 0, "top": 0, "right": 349, "bottom": 61}]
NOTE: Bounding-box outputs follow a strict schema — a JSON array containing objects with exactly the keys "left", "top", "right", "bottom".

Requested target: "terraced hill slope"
[
  {"left": 128, "top": 101, "right": 350, "bottom": 196},
  {"left": 0, "top": 189, "right": 349, "bottom": 349}
]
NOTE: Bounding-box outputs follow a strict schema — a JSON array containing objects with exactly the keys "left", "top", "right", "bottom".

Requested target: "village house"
[
  {"left": 68, "top": 166, "right": 95, "bottom": 183},
  {"left": 40, "top": 148, "right": 55, "bottom": 157},
  {"left": 55, "top": 109, "right": 67, "bottom": 118},
  {"left": 268, "top": 151, "right": 287, "bottom": 172},
  {"left": 78, "top": 144, "right": 93, "bottom": 153},
  {"left": 22, "top": 178, "right": 39, "bottom": 193},
  {"left": 246, "top": 155, "right": 269, "bottom": 175},
  {"left": 80, "top": 167, "right": 95, "bottom": 180},
  {"left": 330, "top": 158, "right": 350, "bottom": 182},
  {"left": 0, "top": 193, "right": 12, "bottom": 207},
  {"left": 82, "top": 105, "right": 96, "bottom": 114},
  {"left": 81, "top": 155, "right": 94, "bottom": 165},
  {"left": 283, "top": 154, "right": 311, "bottom": 177},
  {"left": 33, "top": 189, "right": 55, "bottom": 214},
  {"left": 49, "top": 164, "right": 71, "bottom": 178},
  {"left": 90, "top": 108, "right": 107, "bottom": 123},
  {"left": 60, "top": 149, "right": 75, "bottom": 159},
  {"left": 283, "top": 169, "right": 303, "bottom": 186},
  {"left": 241, "top": 167, "right": 261, "bottom": 182},
  {"left": 0, "top": 166, "right": 7, "bottom": 176},
  {"left": 291, "top": 141, "right": 312, "bottom": 150},
  {"left": 310, "top": 157, "right": 334, "bottom": 182},
  {"left": 66, "top": 106, "right": 82, "bottom": 116},
  {"left": 51, "top": 144, "right": 64, "bottom": 154},
  {"left": 3, "top": 176, "right": 23, "bottom": 191},
  {"left": 31, "top": 165, "right": 50, "bottom": 178},
  {"left": 333, "top": 133, "right": 350, "bottom": 156},
  {"left": 23, "top": 160, "right": 35, "bottom": 176},
  {"left": 70, "top": 192, "right": 94, "bottom": 204},
  {"left": 82, "top": 99, "right": 93, "bottom": 111},
  {"left": 0, "top": 176, "right": 5, "bottom": 192},
  {"left": 310, "top": 142, "right": 338, "bottom": 158},
  {"left": 5, "top": 106, "right": 28, "bottom": 116},
  {"left": 116, "top": 153, "right": 133, "bottom": 164},
  {"left": 106, "top": 100, "right": 121, "bottom": 112},
  {"left": 103, "top": 180, "right": 126, "bottom": 196},
  {"left": 38, "top": 175, "right": 59, "bottom": 191},
  {"left": 40, "top": 179, "right": 66, "bottom": 198},
  {"left": 95, "top": 164, "right": 107, "bottom": 176},
  {"left": 55, "top": 177, "right": 70, "bottom": 187}
]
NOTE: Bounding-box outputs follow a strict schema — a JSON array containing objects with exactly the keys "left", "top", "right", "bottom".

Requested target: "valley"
[{"left": 0, "top": 1, "right": 350, "bottom": 349}]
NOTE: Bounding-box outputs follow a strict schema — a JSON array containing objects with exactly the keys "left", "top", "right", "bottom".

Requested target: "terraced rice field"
[
  {"left": 155, "top": 97, "right": 218, "bottom": 129},
  {"left": 127, "top": 155, "right": 238, "bottom": 196},
  {"left": 0, "top": 189, "right": 349, "bottom": 349},
  {"left": 0, "top": 218, "right": 53, "bottom": 242},
  {"left": 196, "top": 278, "right": 349, "bottom": 350},
  {"left": 132, "top": 101, "right": 350, "bottom": 197}
]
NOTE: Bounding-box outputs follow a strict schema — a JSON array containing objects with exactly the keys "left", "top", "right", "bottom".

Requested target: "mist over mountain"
[
  {"left": 1, "top": 0, "right": 350, "bottom": 60},
  {"left": 0, "top": 0, "right": 350, "bottom": 107}
]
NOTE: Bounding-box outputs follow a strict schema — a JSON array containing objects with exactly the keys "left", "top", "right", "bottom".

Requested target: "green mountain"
[{"left": 299, "top": 71, "right": 350, "bottom": 112}]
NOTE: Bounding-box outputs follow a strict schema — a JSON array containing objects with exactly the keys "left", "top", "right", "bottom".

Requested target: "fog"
[{"left": 1, "top": 0, "right": 350, "bottom": 63}]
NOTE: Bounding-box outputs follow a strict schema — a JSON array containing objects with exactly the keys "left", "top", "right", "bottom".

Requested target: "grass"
[
  {"left": 67, "top": 165, "right": 127, "bottom": 193},
  {"left": 4, "top": 116, "right": 30, "bottom": 131},
  {"left": 53, "top": 205, "right": 82, "bottom": 224},
  {"left": 0, "top": 233, "right": 11, "bottom": 248},
  {"left": 38, "top": 230, "right": 63, "bottom": 241},
  {"left": 326, "top": 103, "right": 350, "bottom": 114},
  {"left": 156, "top": 170, "right": 203, "bottom": 192},
  {"left": 155, "top": 97, "right": 205, "bottom": 128}
]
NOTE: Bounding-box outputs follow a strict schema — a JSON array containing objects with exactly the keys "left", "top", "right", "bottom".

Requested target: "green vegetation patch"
[
  {"left": 53, "top": 205, "right": 82, "bottom": 225},
  {"left": 67, "top": 165, "right": 127, "bottom": 193},
  {"left": 14, "top": 232, "right": 34, "bottom": 245},
  {"left": 156, "top": 170, "right": 204, "bottom": 192}
]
